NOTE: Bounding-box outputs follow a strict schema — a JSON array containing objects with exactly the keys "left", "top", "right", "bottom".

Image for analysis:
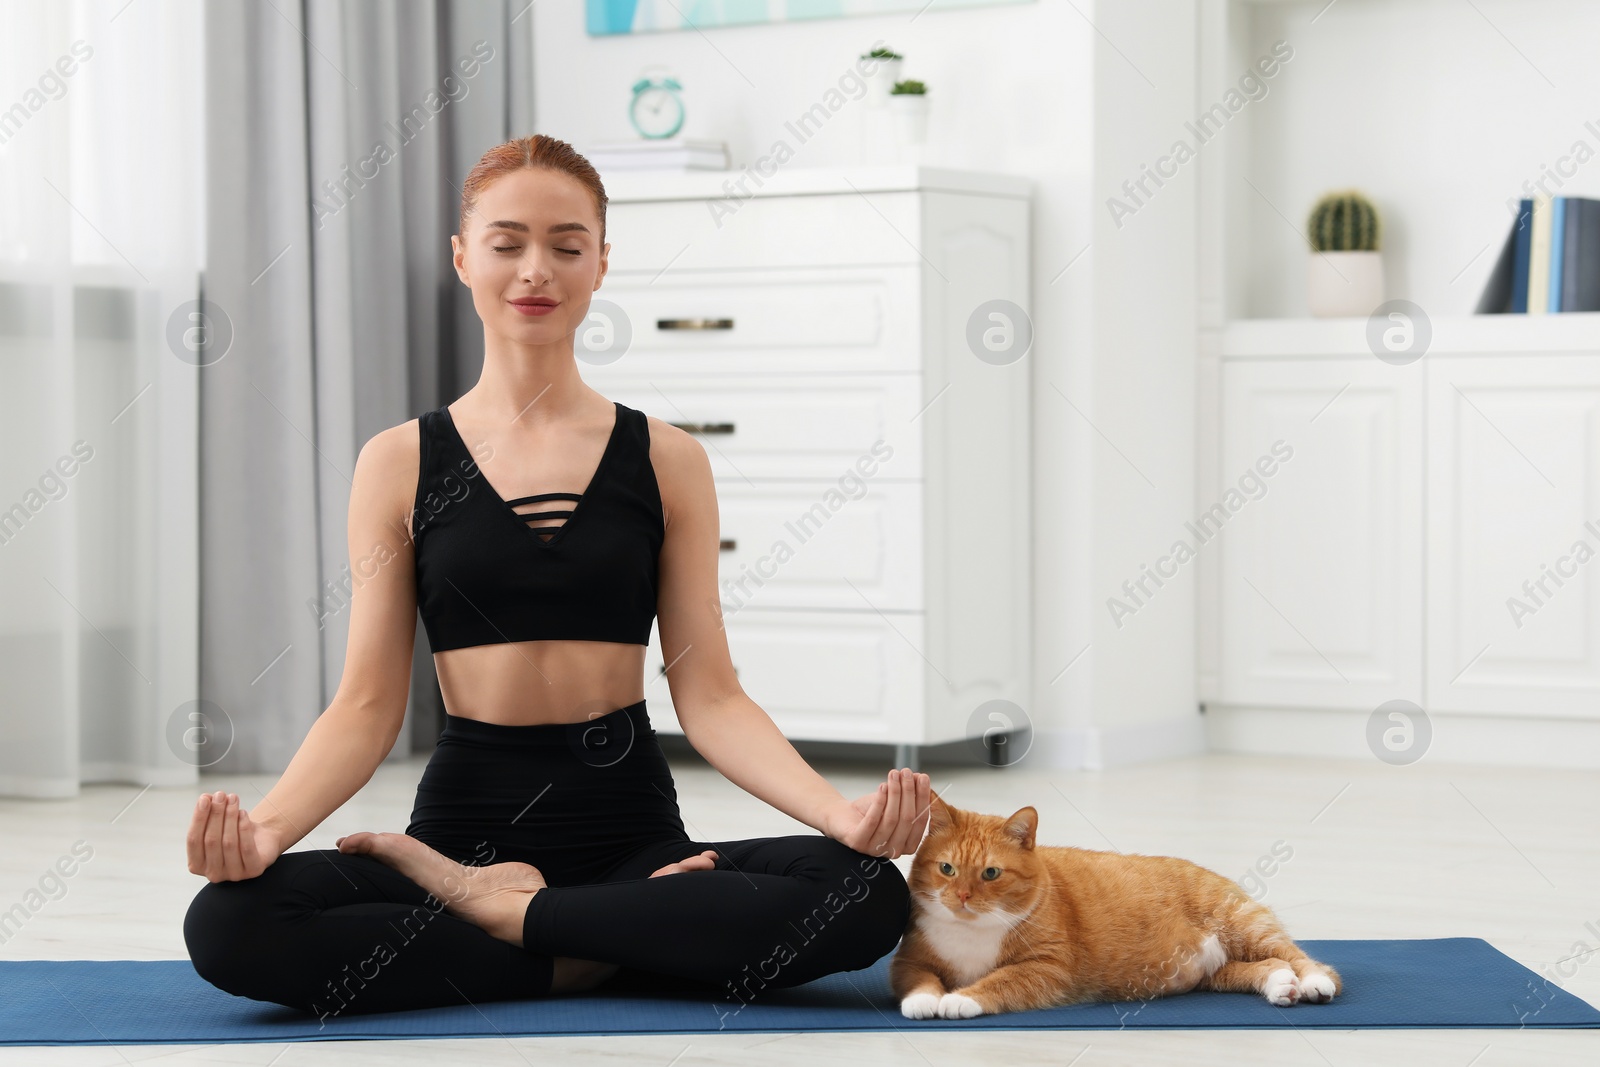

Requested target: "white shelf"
[{"left": 1216, "top": 312, "right": 1600, "bottom": 358}]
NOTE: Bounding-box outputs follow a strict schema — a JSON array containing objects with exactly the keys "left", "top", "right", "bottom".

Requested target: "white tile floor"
[{"left": 2, "top": 744, "right": 1597, "bottom": 1065}]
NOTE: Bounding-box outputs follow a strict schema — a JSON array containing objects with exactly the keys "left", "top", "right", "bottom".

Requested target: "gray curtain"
[{"left": 201, "top": 0, "right": 534, "bottom": 773}]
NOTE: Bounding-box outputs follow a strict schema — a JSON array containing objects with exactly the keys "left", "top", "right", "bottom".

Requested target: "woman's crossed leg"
[
  {"left": 185, "top": 830, "right": 908, "bottom": 1019},
  {"left": 337, "top": 830, "right": 911, "bottom": 1003}
]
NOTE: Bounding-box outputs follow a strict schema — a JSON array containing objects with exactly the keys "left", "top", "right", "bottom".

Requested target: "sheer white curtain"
[{"left": 0, "top": 0, "right": 203, "bottom": 796}]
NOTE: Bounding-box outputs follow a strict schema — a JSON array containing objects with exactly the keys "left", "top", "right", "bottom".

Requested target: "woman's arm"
[
  {"left": 648, "top": 418, "right": 930, "bottom": 858},
  {"left": 187, "top": 423, "right": 418, "bottom": 880},
  {"left": 684, "top": 690, "right": 930, "bottom": 857},
  {"left": 245, "top": 700, "right": 405, "bottom": 852},
  {"left": 683, "top": 689, "right": 850, "bottom": 833}
]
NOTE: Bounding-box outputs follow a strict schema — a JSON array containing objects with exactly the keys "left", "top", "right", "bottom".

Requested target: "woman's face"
[{"left": 451, "top": 167, "right": 609, "bottom": 346}]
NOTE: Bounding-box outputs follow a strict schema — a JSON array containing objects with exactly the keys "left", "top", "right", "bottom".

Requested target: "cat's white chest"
[{"left": 917, "top": 907, "right": 1011, "bottom": 989}]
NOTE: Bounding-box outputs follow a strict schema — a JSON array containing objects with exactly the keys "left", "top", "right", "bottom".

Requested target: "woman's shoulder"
[
  {"left": 360, "top": 415, "right": 424, "bottom": 469},
  {"left": 640, "top": 411, "right": 708, "bottom": 474},
  {"left": 640, "top": 413, "right": 714, "bottom": 532},
  {"left": 353, "top": 417, "right": 425, "bottom": 514}
]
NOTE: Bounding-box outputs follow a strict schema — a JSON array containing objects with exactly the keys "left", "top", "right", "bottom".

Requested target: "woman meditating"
[{"left": 182, "top": 134, "right": 929, "bottom": 1019}]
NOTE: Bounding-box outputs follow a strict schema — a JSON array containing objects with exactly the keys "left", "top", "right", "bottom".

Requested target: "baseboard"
[
  {"left": 80, "top": 762, "right": 198, "bottom": 788},
  {"left": 0, "top": 763, "right": 194, "bottom": 799},
  {"left": 0, "top": 774, "right": 80, "bottom": 799},
  {"left": 1032, "top": 715, "right": 1210, "bottom": 771},
  {"left": 1205, "top": 704, "right": 1600, "bottom": 769}
]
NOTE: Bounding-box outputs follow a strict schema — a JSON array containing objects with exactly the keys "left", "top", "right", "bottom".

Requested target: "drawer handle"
[
  {"left": 670, "top": 421, "right": 736, "bottom": 435},
  {"left": 657, "top": 317, "right": 734, "bottom": 331},
  {"left": 720, "top": 538, "right": 736, "bottom": 551}
]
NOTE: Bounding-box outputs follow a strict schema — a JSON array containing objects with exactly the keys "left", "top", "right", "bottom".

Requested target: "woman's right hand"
[{"left": 186, "top": 790, "right": 285, "bottom": 882}]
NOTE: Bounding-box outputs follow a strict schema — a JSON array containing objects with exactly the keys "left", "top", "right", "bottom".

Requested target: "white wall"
[
  {"left": 1084, "top": 2, "right": 1203, "bottom": 764},
  {"left": 1238, "top": 0, "right": 1600, "bottom": 319},
  {"left": 531, "top": 1, "right": 1201, "bottom": 768},
  {"left": 530, "top": 4, "right": 1078, "bottom": 177}
]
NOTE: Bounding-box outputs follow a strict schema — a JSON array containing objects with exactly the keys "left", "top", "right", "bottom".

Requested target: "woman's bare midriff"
[{"left": 432, "top": 640, "right": 647, "bottom": 726}]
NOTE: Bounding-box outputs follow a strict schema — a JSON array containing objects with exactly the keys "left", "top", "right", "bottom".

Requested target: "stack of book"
[
  {"left": 579, "top": 138, "right": 730, "bottom": 173},
  {"left": 1477, "top": 195, "right": 1600, "bottom": 313}
]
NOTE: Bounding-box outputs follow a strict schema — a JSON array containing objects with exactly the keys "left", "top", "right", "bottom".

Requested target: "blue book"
[
  {"left": 1477, "top": 211, "right": 1520, "bottom": 313},
  {"left": 1511, "top": 198, "right": 1533, "bottom": 313},
  {"left": 1550, "top": 198, "right": 1567, "bottom": 311},
  {"left": 1560, "top": 197, "right": 1600, "bottom": 311}
]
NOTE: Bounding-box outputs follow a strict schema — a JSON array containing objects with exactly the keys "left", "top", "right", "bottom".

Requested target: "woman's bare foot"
[
  {"left": 337, "top": 835, "right": 719, "bottom": 993},
  {"left": 650, "top": 849, "right": 718, "bottom": 877},
  {"left": 337, "top": 831, "right": 543, "bottom": 947}
]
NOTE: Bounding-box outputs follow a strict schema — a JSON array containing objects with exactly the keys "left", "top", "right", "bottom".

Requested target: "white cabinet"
[
  {"left": 1212, "top": 319, "right": 1600, "bottom": 747},
  {"left": 1427, "top": 355, "right": 1600, "bottom": 717},
  {"left": 581, "top": 166, "right": 1033, "bottom": 761},
  {"left": 1219, "top": 359, "right": 1423, "bottom": 709},
  {"left": 1193, "top": 0, "right": 1600, "bottom": 762}
]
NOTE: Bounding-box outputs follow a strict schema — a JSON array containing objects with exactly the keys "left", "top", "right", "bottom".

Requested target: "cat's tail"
[{"left": 1203, "top": 893, "right": 1342, "bottom": 1006}]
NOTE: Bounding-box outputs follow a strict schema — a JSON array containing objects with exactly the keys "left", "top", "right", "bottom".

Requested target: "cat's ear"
[
  {"left": 926, "top": 789, "right": 956, "bottom": 834},
  {"left": 1001, "top": 806, "right": 1038, "bottom": 849}
]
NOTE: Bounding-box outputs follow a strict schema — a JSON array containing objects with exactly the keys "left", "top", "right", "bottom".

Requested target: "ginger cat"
[{"left": 890, "top": 791, "right": 1342, "bottom": 1019}]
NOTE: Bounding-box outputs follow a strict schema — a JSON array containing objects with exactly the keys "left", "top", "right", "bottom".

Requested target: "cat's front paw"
[
  {"left": 1262, "top": 967, "right": 1299, "bottom": 1007},
  {"left": 900, "top": 992, "right": 941, "bottom": 1019},
  {"left": 936, "top": 992, "right": 985, "bottom": 1019}
]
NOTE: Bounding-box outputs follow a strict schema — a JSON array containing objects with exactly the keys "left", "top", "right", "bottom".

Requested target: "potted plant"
[
  {"left": 863, "top": 45, "right": 903, "bottom": 100},
  {"left": 890, "top": 79, "right": 929, "bottom": 146},
  {"left": 1305, "top": 190, "right": 1384, "bottom": 317}
]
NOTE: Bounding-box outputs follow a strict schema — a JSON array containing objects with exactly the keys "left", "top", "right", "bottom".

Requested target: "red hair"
[{"left": 458, "top": 134, "right": 607, "bottom": 244}]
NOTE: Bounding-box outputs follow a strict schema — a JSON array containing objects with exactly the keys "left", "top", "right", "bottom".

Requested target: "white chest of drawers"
[{"left": 580, "top": 166, "right": 1032, "bottom": 766}]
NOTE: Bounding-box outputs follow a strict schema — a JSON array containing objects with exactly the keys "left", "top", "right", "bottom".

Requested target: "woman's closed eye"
[{"left": 491, "top": 245, "right": 582, "bottom": 256}]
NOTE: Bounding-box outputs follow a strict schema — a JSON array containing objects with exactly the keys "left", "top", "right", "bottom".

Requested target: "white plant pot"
[
  {"left": 869, "top": 57, "right": 903, "bottom": 103},
  {"left": 890, "top": 93, "right": 928, "bottom": 145},
  {"left": 1306, "top": 250, "right": 1385, "bottom": 318}
]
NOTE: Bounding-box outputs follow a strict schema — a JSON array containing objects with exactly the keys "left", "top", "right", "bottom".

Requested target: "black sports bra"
[{"left": 411, "top": 400, "right": 664, "bottom": 652}]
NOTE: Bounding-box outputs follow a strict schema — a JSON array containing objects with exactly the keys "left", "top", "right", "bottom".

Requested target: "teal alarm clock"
[{"left": 629, "top": 75, "right": 685, "bottom": 139}]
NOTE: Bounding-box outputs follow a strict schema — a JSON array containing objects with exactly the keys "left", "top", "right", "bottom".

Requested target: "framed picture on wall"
[{"left": 587, "top": 0, "right": 1035, "bottom": 36}]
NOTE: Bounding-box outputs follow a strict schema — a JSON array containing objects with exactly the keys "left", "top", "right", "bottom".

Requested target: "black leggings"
[{"left": 183, "top": 700, "right": 910, "bottom": 1021}]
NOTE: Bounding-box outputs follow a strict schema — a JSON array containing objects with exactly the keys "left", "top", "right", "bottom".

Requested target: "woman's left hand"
[{"left": 821, "top": 768, "right": 931, "bottom": 860}]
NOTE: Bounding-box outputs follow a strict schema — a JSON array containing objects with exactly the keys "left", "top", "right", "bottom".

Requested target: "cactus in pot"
[
  {"left": 1308, "top": 191, "right": 1381, "bottom": 253},
  {"left": 1305, "top": 189, "right": 1385, "bottom": 317}
]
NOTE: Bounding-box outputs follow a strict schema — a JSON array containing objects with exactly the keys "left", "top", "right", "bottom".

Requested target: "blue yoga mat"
[{"left": 2, "top": 938, "right": 1596, "bottom": 1044}]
